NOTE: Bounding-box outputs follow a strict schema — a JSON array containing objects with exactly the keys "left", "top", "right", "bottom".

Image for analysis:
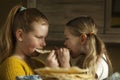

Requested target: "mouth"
[{"left": 67, "top": 48, "right": 71, "bottom": 51}]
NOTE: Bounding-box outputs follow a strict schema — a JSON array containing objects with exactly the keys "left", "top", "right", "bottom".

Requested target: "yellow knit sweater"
[{"left": 0, "top": 56, "right": 34, "bottom": 80}]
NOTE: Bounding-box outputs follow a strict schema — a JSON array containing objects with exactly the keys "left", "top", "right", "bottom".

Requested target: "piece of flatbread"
[
  {"left": 34, "top": 67, "right": 89, "bottom": 74},
  {"left": 34, "top": 67, "right": 93, "bottom": 80},
  {"left": 35, "top": 49, "right": 51, "bottom": 54}
]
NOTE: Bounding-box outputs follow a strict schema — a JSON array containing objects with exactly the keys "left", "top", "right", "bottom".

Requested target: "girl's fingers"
[{"left": 47, "top": 50, "right": 55, "bottom": 58}]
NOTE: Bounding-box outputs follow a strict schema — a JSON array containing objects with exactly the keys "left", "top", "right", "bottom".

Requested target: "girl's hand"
[
  {"left": 56, "top": 48, "right": 70, "bottom": 68},
  {"left": 45, "top": 50, "right": 59, "bottom": 68}
]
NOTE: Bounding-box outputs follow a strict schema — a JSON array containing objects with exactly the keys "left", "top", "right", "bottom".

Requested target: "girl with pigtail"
[
  {"left": 46, "top": 16, "right": 112, "bottom": 80},
  {"left": 0, "top": 5, "right": 49, "bottom": 80}
]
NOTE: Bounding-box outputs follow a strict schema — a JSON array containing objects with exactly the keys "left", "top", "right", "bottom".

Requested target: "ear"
[
  {"left": 16, "top": 29, "right": 24, "bottom": 41},
  {"left": 80, "top": 34, "right": 87, "bottom": 44}
]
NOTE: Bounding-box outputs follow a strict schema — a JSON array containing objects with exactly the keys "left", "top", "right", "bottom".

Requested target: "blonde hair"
[
  {"left": 66, "top": 16, "right": 112, "bottom": 76},
  {"left": 0, "top": 5, "right": 48, "bottom": 64}
]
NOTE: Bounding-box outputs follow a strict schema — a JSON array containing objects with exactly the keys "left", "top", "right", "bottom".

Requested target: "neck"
[
  {"left": 12, "top": 44, "right": 27, "bottom": 61},
  {"left": 76, "top": 54, "right": 86, "bottom": 68},
  {"left": 13, "top": 53, "right": 26, "bottom": 60}
]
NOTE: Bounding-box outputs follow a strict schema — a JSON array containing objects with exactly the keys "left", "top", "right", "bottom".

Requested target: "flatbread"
[
  {"left": 35, "top": 49, "right": 51, "bottom": 54},
  {"left": 34, "top": 67, "right": 88, "bottom": 74},
  {"left": 34, "top": 67, "right": 94, "bottom": 80},
  {"left": 41, "top": 73, "right": 93, "bottom": 80}
]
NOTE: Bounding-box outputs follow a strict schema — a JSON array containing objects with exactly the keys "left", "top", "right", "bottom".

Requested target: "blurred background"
[{"left": 0, "top": 0, "right": 120, "bottom": 72}]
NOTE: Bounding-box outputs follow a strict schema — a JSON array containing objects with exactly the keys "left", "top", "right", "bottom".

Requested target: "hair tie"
[
  {"left": 90, "top": 32, "right": 94, "bottom": 36},
  {"left": 19, "top": 6, "right": 26, "bottom": 12}
]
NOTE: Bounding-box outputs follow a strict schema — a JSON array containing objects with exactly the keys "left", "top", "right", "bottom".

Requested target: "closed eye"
[{"left": 35, "top": 36, "right": 44, "bottom": 39}]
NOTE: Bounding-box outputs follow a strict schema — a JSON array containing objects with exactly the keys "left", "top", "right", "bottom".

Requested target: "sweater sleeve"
[{"left": 0, "top": 57, "right": 28, "bottom": 80}]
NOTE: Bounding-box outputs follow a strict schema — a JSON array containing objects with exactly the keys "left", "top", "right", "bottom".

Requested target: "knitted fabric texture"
[{"left": 0, "top": 56, "right": 34, "bottom": 80}]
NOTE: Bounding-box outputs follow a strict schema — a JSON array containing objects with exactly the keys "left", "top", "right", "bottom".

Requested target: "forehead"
[
  {"left": 30, "top": 21, "right": 49, "bottom": 34},
  {"left": 64, "top": 27, "right": 72, "bottom": 36},
  {"left": 32, "top": 21, "right": 48, "bottom": 28}
]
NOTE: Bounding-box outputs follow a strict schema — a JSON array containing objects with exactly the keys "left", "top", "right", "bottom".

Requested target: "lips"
[{"left": 67, "top": 48, "right": 71, "bottom": 52}]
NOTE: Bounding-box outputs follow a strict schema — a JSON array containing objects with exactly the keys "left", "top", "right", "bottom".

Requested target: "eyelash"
[{"left": 36, "top": 36, "right": 43, "bottom": 39}]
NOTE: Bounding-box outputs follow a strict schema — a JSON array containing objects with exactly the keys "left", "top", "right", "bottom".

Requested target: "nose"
[
  {"left": 64, "top": 41, "right": 67, "bottom": 46},
  {"left": 43, "top": 40, "right": 46, "bottom": 47},
  {"left": 41, "top": 39, "right": 46, "bottom": 47}
]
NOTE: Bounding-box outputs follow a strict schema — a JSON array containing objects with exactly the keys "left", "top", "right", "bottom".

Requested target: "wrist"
[{"left": 60, "top": 62, "right": 70, "bottom": 68}]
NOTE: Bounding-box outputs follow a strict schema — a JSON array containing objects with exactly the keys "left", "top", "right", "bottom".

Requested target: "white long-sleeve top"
[{"left": 96, "top": 54, "right": 109, "bottom": 80}]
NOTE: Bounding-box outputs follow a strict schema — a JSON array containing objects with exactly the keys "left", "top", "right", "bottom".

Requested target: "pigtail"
[
  {"left": 0, "top": 5, "right": 22, "bottom": 64},
  {"left": 83, "top": 34, "right": 97, "bottom": 76}
]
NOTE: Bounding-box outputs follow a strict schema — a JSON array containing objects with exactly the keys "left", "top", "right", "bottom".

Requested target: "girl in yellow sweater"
[{"left": 0, "top": 5, "right": 49, "bottom": 80}]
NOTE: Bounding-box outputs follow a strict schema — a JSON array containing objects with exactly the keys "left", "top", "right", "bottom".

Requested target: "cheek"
[
  {"left": 28, "top": 39, "right": 39, "bottom": 48},
  {"left": 70, "top": 41, "right": 81, "bottom": 58},
  {"left": 70, "top": 41, "right": 78, "bottom": 50},
  {"left": 26, "top": 41, "right": 41, "bottom": 57},
  {"left": 24, "top": 38, "right": 39, "bottom": 51}
]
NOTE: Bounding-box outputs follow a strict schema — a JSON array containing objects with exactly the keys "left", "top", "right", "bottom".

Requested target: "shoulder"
[
  {"left": 2, "top": 56, "right": 25, "bottom": 65},
  {"left": 0, "top": 56, "right": 26, "bottom": 80},
  {"left": 0, "top": 57, "right": 34, "bottom": 80},
  {"left": 0, "top": 56, "right": 34, "bottom": 73},
  {"left": 0, "top": 56, "right": 26, "bottom": 70},
  {"left": 96, "top": 54, "right": 109, "bottom": 79}
]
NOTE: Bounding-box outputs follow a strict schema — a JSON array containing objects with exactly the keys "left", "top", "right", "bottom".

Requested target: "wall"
[
  {"left": 0, "top": 0, "right": 27, "bottom": 29},
  {"left": 106, "top": 43, "right": 120, "bottom": 72},
  {"left": 30, "top": 0, "right": 105, "bottom": 40}
]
